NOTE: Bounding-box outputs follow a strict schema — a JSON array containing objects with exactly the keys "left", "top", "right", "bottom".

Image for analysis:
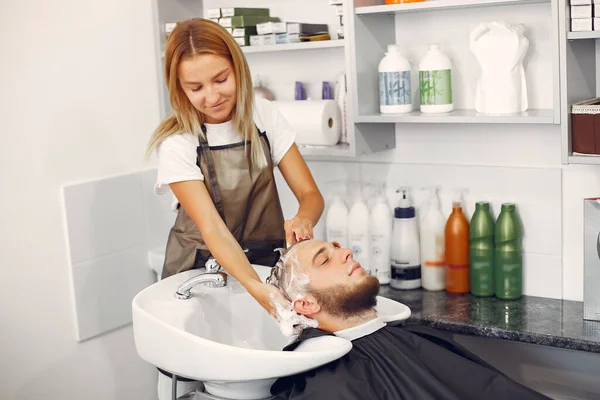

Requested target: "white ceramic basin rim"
[{"left": 132, "top": 265, "right": 411, "bottom": 383}]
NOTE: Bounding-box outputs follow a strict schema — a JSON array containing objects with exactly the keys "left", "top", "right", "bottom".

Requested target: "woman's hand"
[
  {"left": 247, "top": 280, "right": 288, "bottom": 317},
  {"left": 284, "top": 216, "right": 314, "bottom": 247},
  {"left": 248, "top": 281, "right": 319, "bottom": 336}
]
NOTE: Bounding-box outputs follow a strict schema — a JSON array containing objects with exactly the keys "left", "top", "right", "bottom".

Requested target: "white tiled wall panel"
[
  {"left": 62, "top": 171, "right": 157, "bottom": 341},
  {"left": 62, "top": 173, "right": 146, "bottom": 264},
  {"left": 71, "top": 247, "right": 154, "bottom": 341}
]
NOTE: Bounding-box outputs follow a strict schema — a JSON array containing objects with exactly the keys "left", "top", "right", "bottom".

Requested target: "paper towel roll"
[{"left": 272, "top": 100, "right": 342, "bottom": 146}]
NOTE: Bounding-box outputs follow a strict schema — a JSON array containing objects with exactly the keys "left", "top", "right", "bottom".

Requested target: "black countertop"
[{"left": 379, "top": 287, "right": 600, "bottom": 354}]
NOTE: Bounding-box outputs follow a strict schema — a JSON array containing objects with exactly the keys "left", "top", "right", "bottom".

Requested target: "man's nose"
[{"left": 340, "top": 248, "right": 353, "bottom": 263}]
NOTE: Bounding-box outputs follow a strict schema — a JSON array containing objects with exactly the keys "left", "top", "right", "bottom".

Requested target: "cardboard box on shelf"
[
  {"left": 219, "top": 16, "right": 280, "bottom": 28},
  {"left": 572, "top": 98, "right": 600, "bottom": 155},
  {"left": 221, "top": 8, "right": 270, "bottom": 18},
  {"left": 572, "top": 18, "right": 593, "bottom": 31},
  {"left": 207, "top": 8, "right": 221, "bottom": 19},
  {"left": 571, "top": 5, "right": 593, "bottom": 18},
  {"left": 256, "top": 22, "right": 287, "bottom": 35}
]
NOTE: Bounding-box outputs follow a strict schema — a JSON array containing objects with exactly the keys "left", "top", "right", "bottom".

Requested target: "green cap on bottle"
[
  {"left": 475, "top": 201, "right": 490, "bottom": 210},
  {"left": 501, "top": 203, "right": 516, "bottom": 212}
]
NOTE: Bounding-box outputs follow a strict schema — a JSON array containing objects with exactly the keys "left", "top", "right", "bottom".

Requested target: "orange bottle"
[{"left": 444, "top": 194, "right": 470, "bottom": 293}]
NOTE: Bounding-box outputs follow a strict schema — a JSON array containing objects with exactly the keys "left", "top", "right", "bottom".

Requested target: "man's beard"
[{"left": 309, "top": 276, "right": 380, "bottom": 318}]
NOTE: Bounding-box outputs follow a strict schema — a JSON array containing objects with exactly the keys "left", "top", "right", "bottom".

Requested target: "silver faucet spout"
[{"left": 175, "top": 271, "right": 228, "bottom": 300}]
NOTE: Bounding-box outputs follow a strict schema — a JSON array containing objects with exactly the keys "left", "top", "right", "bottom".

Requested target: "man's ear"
[{"left": 292, "top": 294, "right": 321, "bottom": 317}]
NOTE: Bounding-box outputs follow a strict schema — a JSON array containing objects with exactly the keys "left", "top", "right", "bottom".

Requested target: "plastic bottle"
[
  {"left": 494, "top": 203, "right": 523, "bottom": 300},
  {"left": 369, "top": 186, "right": 393, "bottom": 284},
  {"left": 335, "top": 72, "right": 347, "bottom": 143},
  {"left": 253, "top": 74, "right": 275, "bottom": 101},
  {"left": 445, "top": 190, "right": 469, "bottom": 294},
  {"left": 390, "top": 188, "right": 421, "bottom": 290},
  {"left": 378, "top": 44, "right": 412, "bottom": 114},
  {"left": 322, "top": 81, "right": 332, "bottom": 100},
  {"left": 326, "top": 183, "right": 349, "bottom": 248},
  {"left": 470, "top": 202, "right": 496, "bottom": 297},
  {"left": 348, "top": 185, "right": 371, "bottom": 275},
  {"left": 420, "top": 187, "right": 446, "bottom": 291},
  {"left": 419, "top": 43, "right": 453, "bottom": 114}
]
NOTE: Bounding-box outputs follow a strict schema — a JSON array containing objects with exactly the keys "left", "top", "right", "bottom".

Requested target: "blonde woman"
[{"left": 147, "top": 17, "right": 324, "bottom": 397}]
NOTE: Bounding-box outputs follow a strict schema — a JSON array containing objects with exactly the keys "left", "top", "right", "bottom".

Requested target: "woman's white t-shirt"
[{"left": 155, "top": 98, "right": 296, "bottom": 211}]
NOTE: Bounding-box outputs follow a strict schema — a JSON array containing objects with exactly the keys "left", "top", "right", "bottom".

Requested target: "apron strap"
[{"left": 197, "top": 124, "right": 226, "bottom": 221}]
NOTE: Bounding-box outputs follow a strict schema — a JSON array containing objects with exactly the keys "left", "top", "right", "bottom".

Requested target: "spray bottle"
[
  {"left": 348, "top": 183, "right": 371, "bottom": 275},
  {"left": 445, "top": 189, "right": 470, "bottom": 294},
  {"left": 391, "top": 188, "right": 421, "bottom": 290},
  {"left": 420, "top": 187, "right": 446, "bottom": 291},
  {"left": 369, "top": 183, "right": 393, "bottom": 284}
]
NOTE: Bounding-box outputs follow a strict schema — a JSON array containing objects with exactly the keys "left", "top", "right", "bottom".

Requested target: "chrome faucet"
[{"left": 174, "top": 257, "right": 228, "bottom": 300}]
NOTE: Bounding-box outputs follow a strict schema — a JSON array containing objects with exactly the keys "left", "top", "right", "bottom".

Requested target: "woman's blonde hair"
[{"left": 146, "top": 18, "right": 266, "bottom": 170}]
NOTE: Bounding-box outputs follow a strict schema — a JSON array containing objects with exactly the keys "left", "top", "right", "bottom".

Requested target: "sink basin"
[{"left": 132, "top": 265, "right": 411, "bottom": 399}]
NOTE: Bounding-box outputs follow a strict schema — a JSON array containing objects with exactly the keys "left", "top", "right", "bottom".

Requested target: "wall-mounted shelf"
[
  {"left": 298, "top": 143, "right": 352, "bottom": 158},
  {"left": 355, "top": 109, "right": 555, "bottom": 124},
  {"left": 349, "top": 0, "right": 559, "bottom": 131},
  {"left": 567, "top": 31, "right": 600, "bottom": 40},
  {"left": 242, "top": 40, "right": 345, "bottom": 54},
  {"left": 568, "top": 155, "right": 600, "bottom": 165},
  {"left": 355, "top": 0, "right": 550, "bottom": 15}
]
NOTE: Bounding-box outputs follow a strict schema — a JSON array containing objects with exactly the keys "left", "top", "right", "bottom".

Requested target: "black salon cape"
[{"left": 270, "top": 323, "right": 550, "bottom": 400}]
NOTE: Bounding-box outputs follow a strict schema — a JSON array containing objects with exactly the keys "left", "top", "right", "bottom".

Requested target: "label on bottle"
[
  {"left": 370, "top": 233, "right": 390, "bottom": 277},
  {"left": 471, "top": 259, "right": 494, "bottom": 295},
  {"left": 391, "top": 265, "right": 421, "bottom": 281},
  {"left": 419, "top": 69, "right": 452, "bottom": 105},
  {"left": 350, "top": 233, "right": 370, "bottom": 274},
  {"left": 496, "top": 262, "right": 522, "bottom": 299},
  {"left": 379, "top": 71, "right": 411, "bottom": 106},
  {"left": 327, "top": 229, "right": 347, "bottom": 248},
  {"left": 447, "top": 264, "right": 468, "bottom": 269}
]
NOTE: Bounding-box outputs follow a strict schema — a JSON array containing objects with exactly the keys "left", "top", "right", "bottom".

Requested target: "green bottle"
[
  {"left": 469, "top": 202, "right": 495, "bottom": 297},
  {"left": 494, "top": 203, "right": 523, "bottom": 300}
]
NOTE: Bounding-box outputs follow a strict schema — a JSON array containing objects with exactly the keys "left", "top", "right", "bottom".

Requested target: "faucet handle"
[
  {"left": 205, "top": 257, "right": 221, "bottom": 273},
  {"left": 205, "top": 248, "right": 249, "bottom": 273}
]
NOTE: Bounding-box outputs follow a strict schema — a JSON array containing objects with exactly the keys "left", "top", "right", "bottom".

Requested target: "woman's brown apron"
[{"left": 162, "top": 125, "right": 286, "bottom": 279}]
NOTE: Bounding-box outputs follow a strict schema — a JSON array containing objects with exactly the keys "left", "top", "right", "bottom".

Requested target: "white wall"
[{"left": 0, "top": 1, "right": 161, "bottom": 399}]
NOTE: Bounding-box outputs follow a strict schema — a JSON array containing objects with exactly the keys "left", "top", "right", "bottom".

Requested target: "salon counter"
[{"left": 379, "top": 287, "right": 600, "bottom": 354}]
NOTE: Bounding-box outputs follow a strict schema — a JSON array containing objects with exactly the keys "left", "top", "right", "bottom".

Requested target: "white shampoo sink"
[{"left": 132, "top": 265, "right": 411, "bottom": 399}]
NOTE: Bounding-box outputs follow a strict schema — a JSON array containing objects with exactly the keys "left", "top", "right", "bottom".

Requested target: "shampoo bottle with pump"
[
  {"left": 370, "top": 185, "right": 393, "bottom": 284},
  {"left": 445, "top": 190, "right": 470, "bottom": 293},
  {"left": 326, "top": 182, "right": 349, "bottom": 248},
  {"left": 391, "top": 188, "right": 421, "bottom": 290},
  {"left": 348, "top": 185, "right": 371, "bottom": 275},
  {"left": 470, "top": 201, "right": 496, "bottom": 297},
  {"left": 420, "top": 187, "right": 446, "bottom": 291}
]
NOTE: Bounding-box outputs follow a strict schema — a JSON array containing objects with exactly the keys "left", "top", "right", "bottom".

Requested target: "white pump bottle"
[
  {"left": 369, "top": 188, "right": 393, "bottom": 283},
  {"left": 390, "top": 188, "right": 421, "bottom": 290},
  {"left": 420, "top": 187, "right": 447, "bottom": 291},
  {"left": 348, "top": 186, "right": 371, "bottom": 275},
  {"left": 326, "top": 193, "right": 349, "bottom": 248}
]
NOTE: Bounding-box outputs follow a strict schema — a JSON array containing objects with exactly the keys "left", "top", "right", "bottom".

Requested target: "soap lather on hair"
[{"left": 267, "top": 239, "right": 319, "bottom": 337}]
